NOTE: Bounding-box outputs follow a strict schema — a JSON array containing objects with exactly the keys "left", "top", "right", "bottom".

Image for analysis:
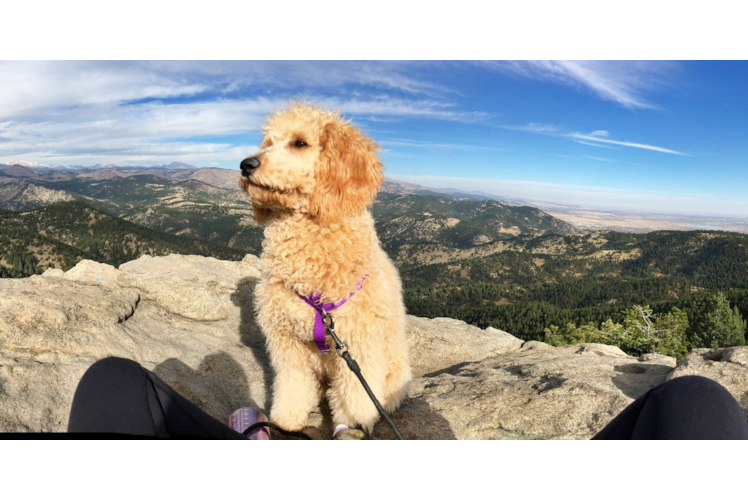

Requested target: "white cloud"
[
  {"left": 488, "top": 61, "right": 677, "bottom": 110},
  {"left": 379, "top": 138, "right": 504, "bottom": 152},
  {"left": 0, "top": 61, "right": 451, "bottom": 122},
  {"left": 582, "top": 156, "right": 616, "bottom": 162},
  {"left": 0, "top": 61, "right": 687, "bottom": 168},
  {"left": 0, "top": 61, "right": 495, "bottom": 166},
  {"left": 502, "top": 121, "right": 687, "bottom": 156},
  {"left": 501, "top": 123, "right": 558, "bottom": 133},
  {"left": 572, "top": 140, "right": 612, "bottom": 148},
  {"left": 568, "top": 133, "right": 688, "bottom": 156}
]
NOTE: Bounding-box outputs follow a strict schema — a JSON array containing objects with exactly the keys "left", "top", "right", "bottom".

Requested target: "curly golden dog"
[{"left": 239, "top": 101, "right": 411, "bottom": 433}]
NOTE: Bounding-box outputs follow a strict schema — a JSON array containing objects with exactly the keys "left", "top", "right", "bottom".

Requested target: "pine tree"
[{"left": 687, "top": 292, "right": 746, "bottom": 349}]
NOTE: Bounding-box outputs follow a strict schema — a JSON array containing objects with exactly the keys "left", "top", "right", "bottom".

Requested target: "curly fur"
[{"left": 239, "top": 102, "right": 412, "bottom": 432}]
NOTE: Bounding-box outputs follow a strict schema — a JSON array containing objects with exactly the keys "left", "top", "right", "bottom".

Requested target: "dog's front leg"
[
  {"left": 266, "top": 335, "right": 323, "bottom": 431},
  {"left": 326, "top": 352, "right": 386, "bottom": 434}
]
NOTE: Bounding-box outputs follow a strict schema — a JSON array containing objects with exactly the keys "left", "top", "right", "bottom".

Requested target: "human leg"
[
  {"left": 593, "top": 375, "right": 748, "bottom": 440},
  {"left": 67, "top": 357, "right": 246, "bottom": 438}
]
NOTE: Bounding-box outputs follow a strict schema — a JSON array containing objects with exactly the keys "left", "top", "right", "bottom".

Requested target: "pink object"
[{"left": 227, "top": 407, "right": 271, "bottom": 440}]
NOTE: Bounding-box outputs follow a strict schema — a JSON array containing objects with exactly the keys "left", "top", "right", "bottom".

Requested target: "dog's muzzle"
[{"left": 240, "top": 157, "right": 261, "bottom": 177}]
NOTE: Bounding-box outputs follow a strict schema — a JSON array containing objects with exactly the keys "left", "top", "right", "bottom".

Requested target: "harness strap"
[{"left": 297, "top": 277, "right": 366, "bottom": 353}]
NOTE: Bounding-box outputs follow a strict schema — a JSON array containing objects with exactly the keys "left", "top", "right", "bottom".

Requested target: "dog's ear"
[{"left": 310, "top": 120, "right": 384, "bottom": 224}]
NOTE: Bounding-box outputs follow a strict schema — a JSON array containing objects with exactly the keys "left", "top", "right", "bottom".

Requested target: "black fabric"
[
  {"left": 67, "top": 357, "right": 246, "bottom": 439},
  {"left": 67, "top": 359, "right": 748, "bottom": 440},
  {"left": 593, "top": 375, "right": 748, "bottom": 440}
]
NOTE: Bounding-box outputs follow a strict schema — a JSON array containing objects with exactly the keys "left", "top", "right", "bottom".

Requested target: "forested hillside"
[
  {"left": 403, "top": 230, "right": 748, "bottom": 346},
  {"left": 0, "top": 175, "right": 265, "bottom": 254},
  {"left": 372, "top": 191, "right": 580, "bottom": 265},
  {"left": 0, "top": 175, "right": 579, "bottom": 260},
  {"left": 402, "top": 230, "right": 748, "bottom": 287},
  {"left": 0, "top": 201, "right": 245, "bottom": 277}
]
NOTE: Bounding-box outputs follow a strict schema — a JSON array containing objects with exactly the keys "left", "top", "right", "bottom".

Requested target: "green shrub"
[{"left": 545, "top": 305, "right": 689, "bottom": 361}]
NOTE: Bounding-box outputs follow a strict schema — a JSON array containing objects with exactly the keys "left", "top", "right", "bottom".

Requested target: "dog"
[{"left": 239, "top": 101, "right": 412, "bottom": 433}]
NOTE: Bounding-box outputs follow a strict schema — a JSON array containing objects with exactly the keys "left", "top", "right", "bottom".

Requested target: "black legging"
[
  {"left": 68, "top": 357, "right": 748, "bottom": 439},
  {"left": 68, "top": 357, "right": 245, "bottom": 438}
]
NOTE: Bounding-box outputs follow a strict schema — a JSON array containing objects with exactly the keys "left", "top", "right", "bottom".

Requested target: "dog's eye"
[{"left": 293, "top": 140, "right": 307, "bottom": 148}]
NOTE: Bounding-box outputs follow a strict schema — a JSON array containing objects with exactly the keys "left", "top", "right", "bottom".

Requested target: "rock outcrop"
[{"left": 1, "top": 255, "right": 747, "bottom": 438}]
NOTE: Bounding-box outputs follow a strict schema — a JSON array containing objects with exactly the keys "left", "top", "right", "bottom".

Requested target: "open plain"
[{"left": 532, "top": 201, "right": 748, "bottom": 234}]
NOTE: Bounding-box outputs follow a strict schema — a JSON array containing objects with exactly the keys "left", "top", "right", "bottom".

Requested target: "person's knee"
[
  {"left": 653, "top": 375, "right": 737, "bottom": 411},
  {"left": 81, "top": 357, "right": 142, "bottom": 385},
  {"left": 656, "top": 375, "right": 729, "bottom": 399}
]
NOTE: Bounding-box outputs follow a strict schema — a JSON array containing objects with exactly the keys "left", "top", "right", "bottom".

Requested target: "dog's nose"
[{"left": 240, "top": 157, "right": 261, "bottom": 176}]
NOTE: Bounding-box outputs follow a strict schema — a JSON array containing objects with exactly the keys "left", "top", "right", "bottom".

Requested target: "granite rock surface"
[{"left": 1, "top": 255, "right": 746, "bottom": 439}]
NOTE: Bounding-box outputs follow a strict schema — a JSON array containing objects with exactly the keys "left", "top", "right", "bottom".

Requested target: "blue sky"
[{"left": 1, "top": 61, "right": 746, "bottom": 217}]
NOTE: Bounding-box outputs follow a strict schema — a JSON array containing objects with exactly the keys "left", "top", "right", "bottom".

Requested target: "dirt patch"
[
  {"left": 498, "top": 226, "right": 522, "bottom": 236},
  {"left": 588, "top": 233, "right": 609, "bottom": 247},
  {"left": 159, "top": 195, "right": 183, "bottom": 203},
  {"left": 627, "top": 248, "right": 642, "bottom": 258},
  {"left": 170, "top": 201, "right": 209, "bottom": 208}
]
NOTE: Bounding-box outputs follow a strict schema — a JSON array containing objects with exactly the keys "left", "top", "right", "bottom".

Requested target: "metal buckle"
[
  {"left": 322, "top": 310, "right": 335, "bottom": 332},
  {"left": 321, "top": 311, "right": 350, "bottom": 357}
]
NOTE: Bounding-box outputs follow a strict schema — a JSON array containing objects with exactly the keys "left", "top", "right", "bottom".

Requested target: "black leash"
[{"left": 242, "top": 313, "right": 406, "bottom": 441}]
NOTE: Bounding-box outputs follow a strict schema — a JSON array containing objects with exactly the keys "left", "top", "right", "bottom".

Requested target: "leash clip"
[{"left": 322, "top": 311, "right": 350, "bottom": 357}]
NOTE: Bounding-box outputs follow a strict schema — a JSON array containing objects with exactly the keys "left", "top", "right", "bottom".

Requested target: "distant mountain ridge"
[
  {"left": 0, "top": 165, "right": 40, "bottom": 178},
  {"left": 149, "top": 162, "right": 197, "bottom": 170},
  {"left": 0, "top": 164, "right": 554, "bottom": 209},
  {"left": 0, "top": 161, "right": 198, "bottom": 171},
  {"left": 0, "top": 165, "right": 239, "bottom": 190},
  {"left": 383, "top": 178, "right": 535, "bottom": 206}
]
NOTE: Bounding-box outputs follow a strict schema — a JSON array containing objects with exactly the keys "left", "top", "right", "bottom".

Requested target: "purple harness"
[{"left": 297, "top": 277, "right": 366, "bottom": 353}]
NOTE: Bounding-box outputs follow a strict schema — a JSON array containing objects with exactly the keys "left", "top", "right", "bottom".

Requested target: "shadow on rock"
[
  {"left": 231, "top": 277, "right": 275, "bottom": 411},
  {"left": 152, "top": 351, "right": 260, "bottom": 423},
  {"left": 422, "top": 362, "right": 475, "bottom": 378},
  {"left": 287, "top": 400, "right": 336, "bottom": 440},
  {"left": 611, "top": 363, "right": 668, "bottom": 400},
  {"left": 278, "top": 396, "right": 457, "bottom": 440},
  {"left": 372, "top": 397, "right": 457, "bottom": 440}
]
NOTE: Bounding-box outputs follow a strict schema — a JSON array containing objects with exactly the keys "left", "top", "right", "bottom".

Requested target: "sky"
[{"left": 1, "top": 60, "right": 746, "bottom": 217}]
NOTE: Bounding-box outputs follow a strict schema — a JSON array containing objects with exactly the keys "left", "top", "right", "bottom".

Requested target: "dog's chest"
[{"left": 255, "top": 274, "right": 366, "bottom": 344}]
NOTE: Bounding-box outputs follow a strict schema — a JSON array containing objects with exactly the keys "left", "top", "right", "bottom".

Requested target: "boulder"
[{"left": 1, "top": 254, "right": 746, "bottom": 439}]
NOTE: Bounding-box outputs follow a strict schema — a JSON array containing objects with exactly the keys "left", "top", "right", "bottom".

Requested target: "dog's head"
[{"left": 239, "top": 102, "right": 384, "bottom": 224}]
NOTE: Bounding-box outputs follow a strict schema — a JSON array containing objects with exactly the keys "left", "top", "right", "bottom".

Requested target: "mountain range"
[
  {"left": 1, "top": 164, "right": 746, "bottom": 342},
  {"left": 0, "top": 163, "right": 538, "bottom": 204},
  {"left": 0, "top": 161, "right": 198, "bottom": 171},
  {"left": 0, "top": 167, "right": 582, "bottom": 259}
]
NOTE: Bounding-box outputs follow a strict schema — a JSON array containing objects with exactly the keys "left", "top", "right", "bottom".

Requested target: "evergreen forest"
[{"left": 0, "top": 201, "right": 245, "bottom": 277}]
